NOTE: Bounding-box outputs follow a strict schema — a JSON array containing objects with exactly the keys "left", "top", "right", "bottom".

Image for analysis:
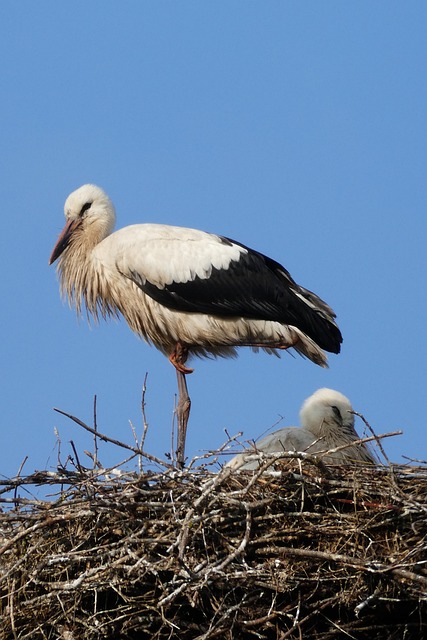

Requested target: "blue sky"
[{"left": 1, "top": 2, "right": 426, "bottom": 481}]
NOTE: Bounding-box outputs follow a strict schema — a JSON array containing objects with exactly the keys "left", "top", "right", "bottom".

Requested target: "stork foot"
[{"left": 169, "top": 342, "right": 194, "bottom": 374}]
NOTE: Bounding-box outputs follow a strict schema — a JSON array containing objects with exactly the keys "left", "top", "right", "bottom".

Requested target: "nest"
[{"left": 1, "top": 409, "right": 426, "bottom": 640}]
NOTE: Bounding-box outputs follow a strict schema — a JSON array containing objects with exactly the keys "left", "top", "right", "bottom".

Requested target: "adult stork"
[
  {"left": 227, "top": 388, "right": 376, "bottom": 469},
  {"left": 49, "top": 184, "right": 342, "bottom": 467}
]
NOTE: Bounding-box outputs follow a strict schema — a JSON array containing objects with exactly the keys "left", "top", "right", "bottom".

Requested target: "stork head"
[
  {"left": 299, "top": 388, "right": 354, "bottom": 437},
  {"left": 49, "top": 184, "right": 116, "bottom": 264}
]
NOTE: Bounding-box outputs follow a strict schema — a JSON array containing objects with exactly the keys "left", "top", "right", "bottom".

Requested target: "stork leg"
[
  {"left": 170, "top": 342, "right": 192, "bottom": 468},
  {"left": 176, "top": 368, "right": 191, "bottom": 468}
]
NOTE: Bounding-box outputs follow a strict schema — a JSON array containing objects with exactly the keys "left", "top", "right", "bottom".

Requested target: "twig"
[
  {"left": 228, "top": 449, "right": 334, "bottom": 482},
  {"left": 140, "top": 372, "right": 149, "bottom": 450},
  {"left": 315, "top": 430, "right": 402, "bottom": 461},
  {"left": 69, "top": 440, "right": 84, "bottom": 473},
  {"left": 53, "top": 407, "right": 173, "bottom": 469},
  {"left": 92, "top": 394, "right": 99, "bottom": 470},
  {"left": 0, "top": 511, "right": 94, "bottom": 558},
  {"left": 13, "top": 457, "right": 28, "bottom": 509},
  {"left": 273, "top": 545, "right": 427, "bottom": 589},
  {"left": 352, "top": 411, "right": 394, "bottom": 464}
]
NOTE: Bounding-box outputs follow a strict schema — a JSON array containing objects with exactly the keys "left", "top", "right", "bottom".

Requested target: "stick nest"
[{"left": 1, "top": 418, "right": 426, "bottom": 639}]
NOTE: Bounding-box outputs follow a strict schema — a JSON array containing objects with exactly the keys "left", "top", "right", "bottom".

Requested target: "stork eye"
[
  {"left": 79, "top": 201, "right": 92, "bottom": 217},
  {"left": 331, "top": 405, "right": 342, "bottom": 420}
]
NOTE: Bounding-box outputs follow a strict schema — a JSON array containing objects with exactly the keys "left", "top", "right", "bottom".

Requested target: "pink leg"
[
  {"left": 170, "top": 342, "right": 192, "bottom": 468},
  {"left": 176, "top": 368, "right": 191, "bottom": 469}
]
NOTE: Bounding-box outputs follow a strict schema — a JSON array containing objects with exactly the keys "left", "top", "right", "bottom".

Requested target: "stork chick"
[{"left": 227, "top": 388, "right": 376, "bottom": 469}]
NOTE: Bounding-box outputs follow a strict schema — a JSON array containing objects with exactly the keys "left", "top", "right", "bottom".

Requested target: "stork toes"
[
  {"left": 170, "top": 358, "right": 194, "bottom": 375},
  {"left": 169, "top": 343, "right": 194, "bottom": 374}
]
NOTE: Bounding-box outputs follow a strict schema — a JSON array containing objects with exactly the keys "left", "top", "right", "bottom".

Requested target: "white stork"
[
  {"left": 227, "top": 388, "right": 376, "bottom": 469},
  {"left": 49, "top": 184, "right": 342, "bottom": 467}
]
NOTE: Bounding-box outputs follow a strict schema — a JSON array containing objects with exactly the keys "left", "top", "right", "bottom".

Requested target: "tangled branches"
[{"left": 0, "top": 412, "right": 426, "bottom": 639}]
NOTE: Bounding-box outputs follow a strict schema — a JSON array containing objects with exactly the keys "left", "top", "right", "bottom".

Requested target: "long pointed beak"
[{"left": 49, "top": 219, "right": 80, "bottom": 265}]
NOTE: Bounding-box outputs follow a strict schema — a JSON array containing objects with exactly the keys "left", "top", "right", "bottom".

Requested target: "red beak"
[{"left": 49, "top": 219, "right": 80, "bottom": 265}]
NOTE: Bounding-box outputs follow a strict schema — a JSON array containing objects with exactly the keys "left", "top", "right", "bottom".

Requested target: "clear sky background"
[{"left": 1, "top": 2, "right": 426, "bottom": 481}]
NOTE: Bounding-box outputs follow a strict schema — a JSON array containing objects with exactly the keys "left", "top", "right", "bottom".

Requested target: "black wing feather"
[{"left": 129, "top": 237, "right": 342, "bottom": 354}]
